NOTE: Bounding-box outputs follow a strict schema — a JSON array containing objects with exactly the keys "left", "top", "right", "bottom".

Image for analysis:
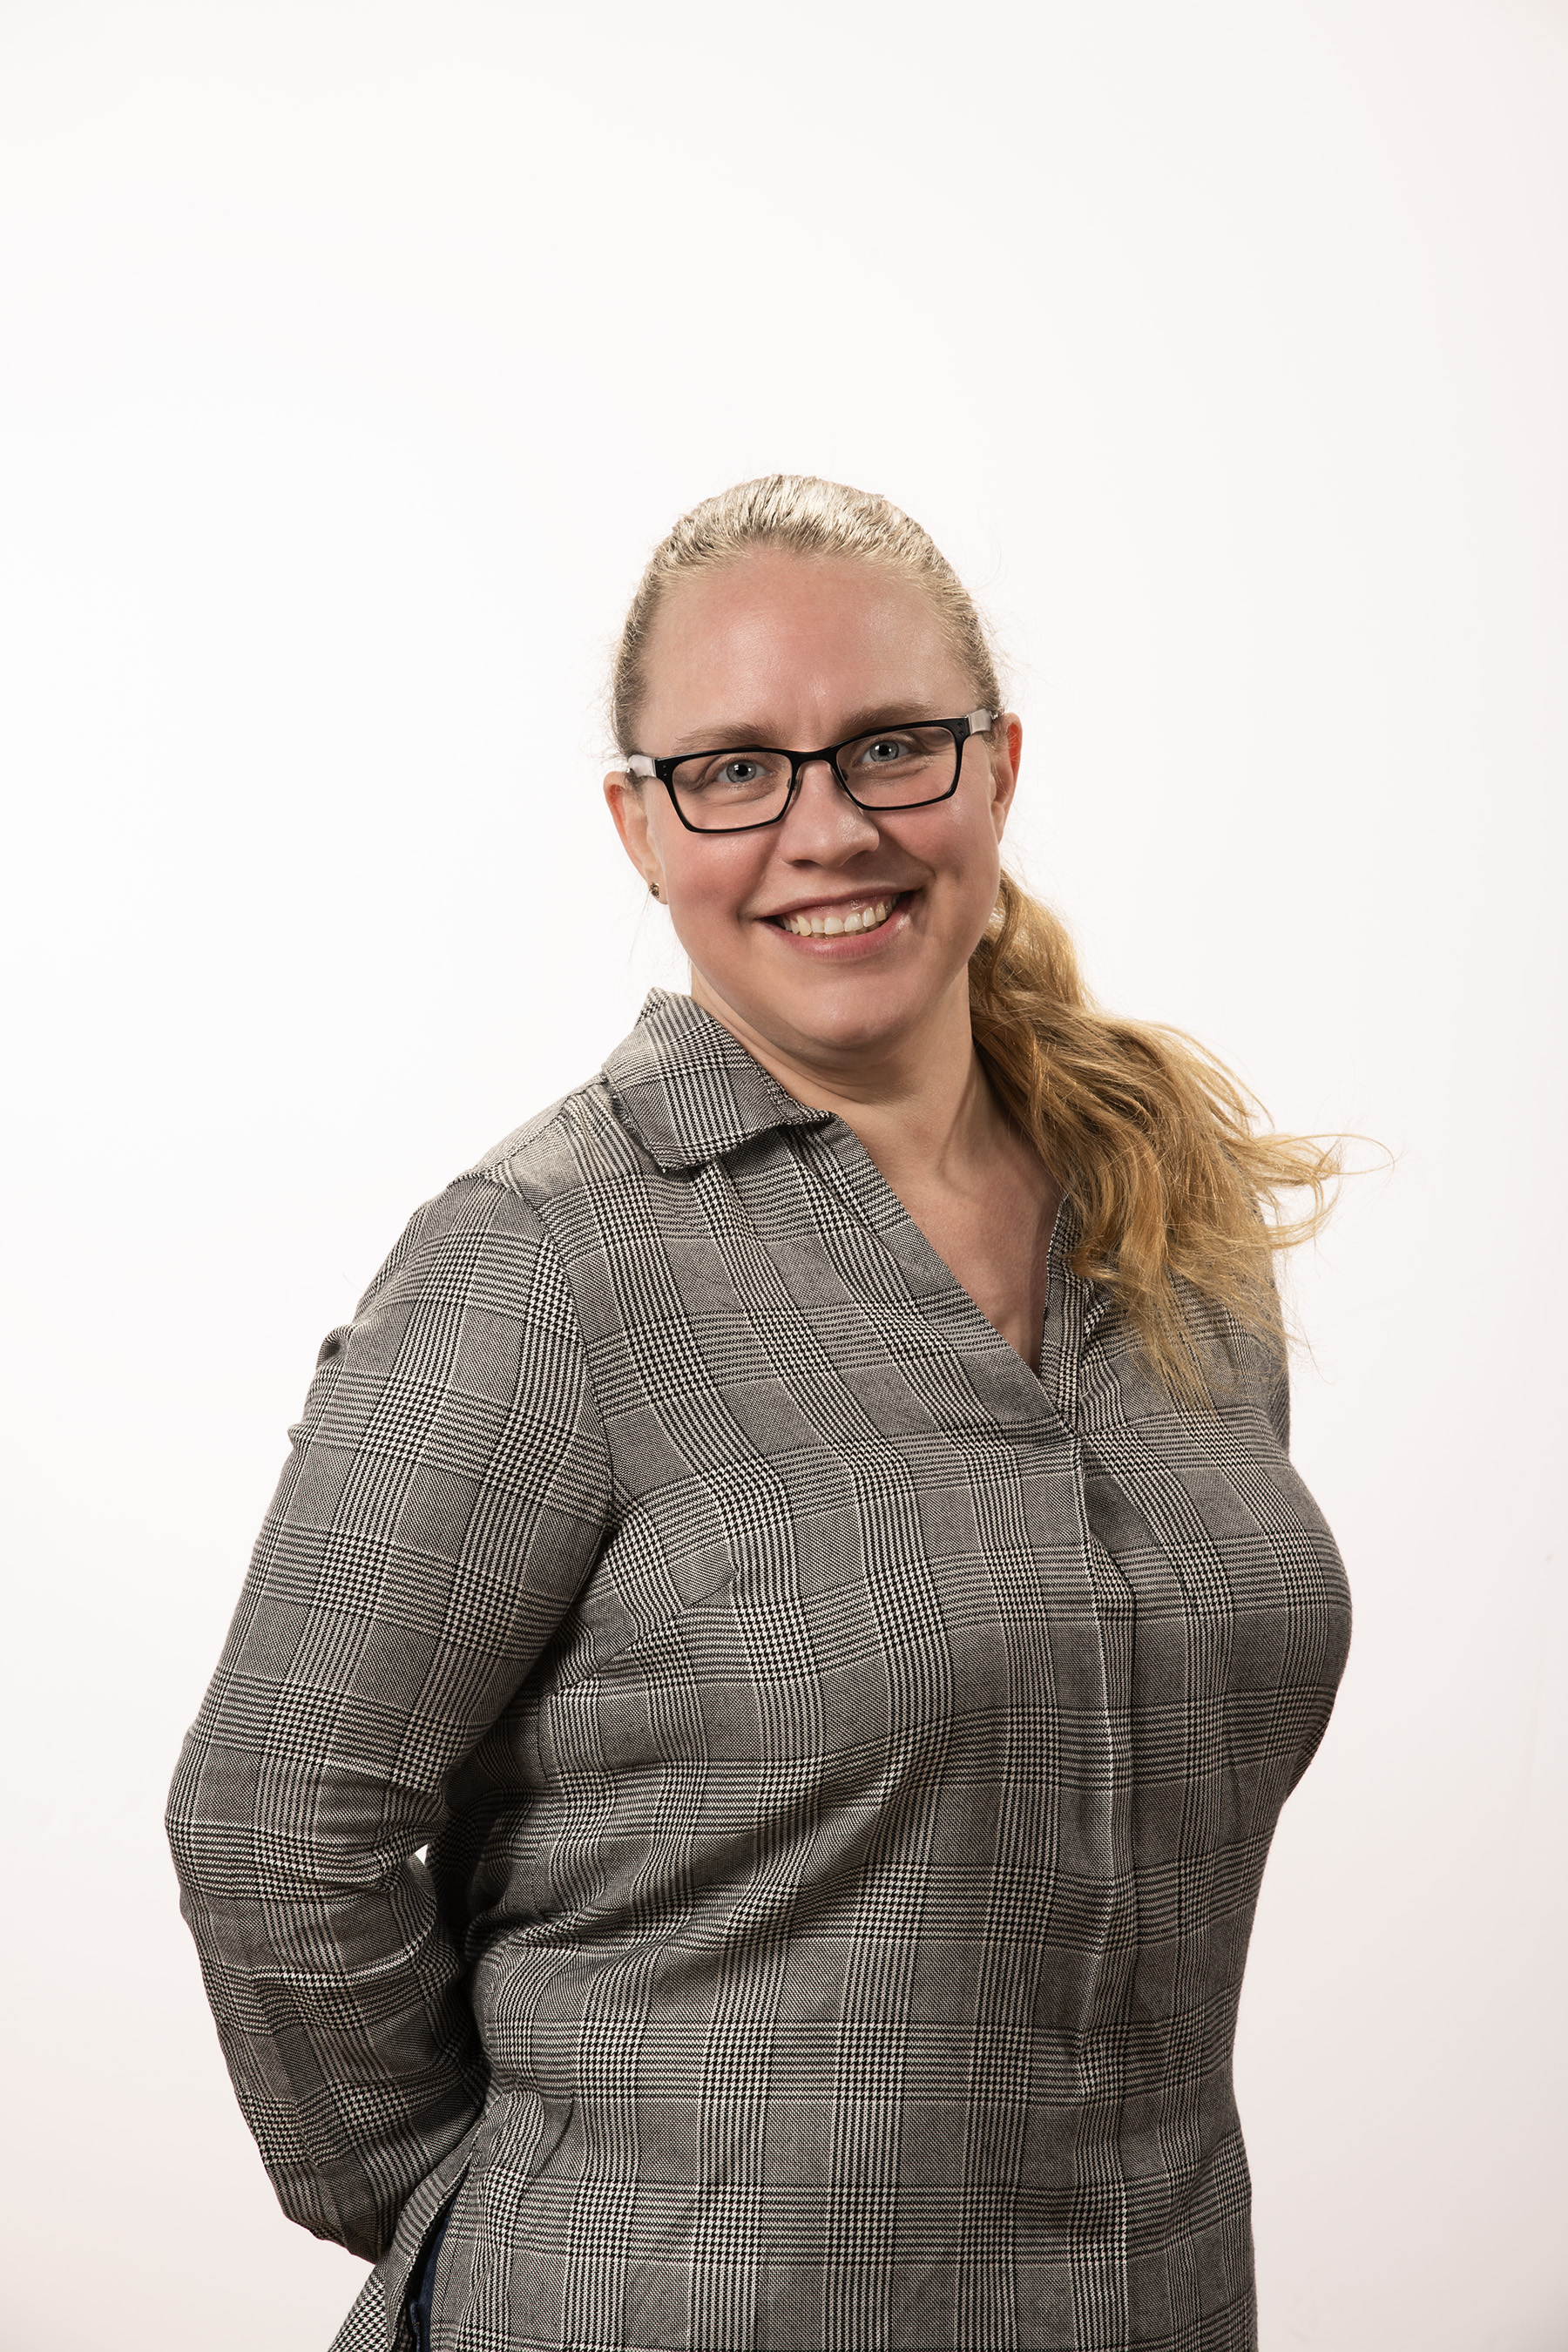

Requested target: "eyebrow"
[{"left": 659, "top": 704, "right": 951, "bottom": 756}]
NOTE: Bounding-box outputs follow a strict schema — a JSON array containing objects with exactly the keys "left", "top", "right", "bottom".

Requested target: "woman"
[{"left": 168, "top": 475, "right": 1351, "bottom": 2352}]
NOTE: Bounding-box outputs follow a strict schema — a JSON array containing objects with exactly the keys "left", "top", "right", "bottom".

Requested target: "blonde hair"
[{"left": 612, "top": 474, "right": 1336, "bottom": 1397}]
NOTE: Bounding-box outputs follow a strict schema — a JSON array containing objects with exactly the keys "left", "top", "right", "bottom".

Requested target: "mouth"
[{"left": 766, "top": 892, "right": 907, "bottom": 940}]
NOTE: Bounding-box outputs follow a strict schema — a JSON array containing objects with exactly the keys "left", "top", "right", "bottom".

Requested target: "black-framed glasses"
[{"left": 626, "top": 709, "right": 994, "bottom": 835}]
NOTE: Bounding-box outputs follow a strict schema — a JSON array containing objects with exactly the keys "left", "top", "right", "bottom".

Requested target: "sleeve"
[{"left": 165, "top": 1173, "right": 612, "bottom": 2260}]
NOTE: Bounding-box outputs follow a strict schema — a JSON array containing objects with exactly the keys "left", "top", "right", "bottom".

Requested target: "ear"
[
  {"left": 987, "top": 713, "right": 1023, "bottom": 841},
  {"left": 604, "top": 771, "right": 665, "bottom": 896}
]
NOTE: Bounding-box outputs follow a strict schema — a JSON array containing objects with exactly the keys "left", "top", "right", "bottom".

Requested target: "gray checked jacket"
[{"left": 167, "top": 988, "right": 1351, "bottom": 2352}]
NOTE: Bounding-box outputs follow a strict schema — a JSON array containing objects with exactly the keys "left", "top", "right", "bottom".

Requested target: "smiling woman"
[
  {"left": 607, "top": 477, "right": 1335, "bottom": 1396},
  {"left": 167, "top": 474, "right": 1352, "bottom": 2352}
]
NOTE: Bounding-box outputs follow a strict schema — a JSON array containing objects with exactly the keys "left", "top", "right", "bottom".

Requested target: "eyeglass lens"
[{"left": 668, "top": 723, "right": 960, "bottom": 833}]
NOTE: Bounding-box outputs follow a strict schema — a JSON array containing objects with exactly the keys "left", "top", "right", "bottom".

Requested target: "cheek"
[
  {"left": 660, "top": 835, "right": 770, "bottom": 933},
  {"left": 929, "top": 814, "right": 1004, "bottom": 945},
  {"left": 925, "top": 802, "right": 1002, "bottom": 896}
]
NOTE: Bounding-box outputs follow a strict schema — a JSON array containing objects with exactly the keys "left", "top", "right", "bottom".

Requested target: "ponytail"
[{"left": 970, "top": 872, "right": 1337, "bottom": 1397}]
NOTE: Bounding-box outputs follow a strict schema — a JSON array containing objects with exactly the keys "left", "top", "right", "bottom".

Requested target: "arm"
[{"left": 166, "top": 1173, "right": 612, "bottom": 2259}]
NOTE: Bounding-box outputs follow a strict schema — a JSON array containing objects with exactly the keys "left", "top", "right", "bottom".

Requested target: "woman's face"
[{"left": 605, "top": 551, "right": 1021, "bottom": 1079}]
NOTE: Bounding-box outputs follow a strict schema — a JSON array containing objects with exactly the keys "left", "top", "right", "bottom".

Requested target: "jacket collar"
[{"left": 602, "top": 990, "right": 835, "bottom": 1173}]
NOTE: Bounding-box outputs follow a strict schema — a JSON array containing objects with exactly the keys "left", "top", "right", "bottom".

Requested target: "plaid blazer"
[{"left": 167, "top": 989, "right": 1351, "bottom": 2352}]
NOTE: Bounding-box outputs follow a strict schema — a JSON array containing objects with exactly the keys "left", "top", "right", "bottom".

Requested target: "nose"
[{"left": 779, "top": 755, "right": 882, "bottom": 859}]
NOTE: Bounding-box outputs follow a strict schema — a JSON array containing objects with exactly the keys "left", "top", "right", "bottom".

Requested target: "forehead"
[{"left": 638, "top": 552, "right": 970, "bottom": 735}]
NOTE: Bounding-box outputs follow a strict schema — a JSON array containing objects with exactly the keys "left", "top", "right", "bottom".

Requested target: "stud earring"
[{"left": 648, "top": 880, "right": 661, "bottom": 902}]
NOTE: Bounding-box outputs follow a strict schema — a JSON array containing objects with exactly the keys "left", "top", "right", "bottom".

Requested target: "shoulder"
[
  {"left": 466, "top": 1072, "right": 652, "bottom": 1211},
  {"left": 344, "top": 1075, "right": 649, "bottom": 1332},
  {"left": 1177, "top": 1281, "right": 1293, "bottom": 1453},
  {"left": 353, "top": 989, "right": 820, "bottom": 1323},
  {"left": 459, "top": 985, "right": 823, "bottom": 1205}
]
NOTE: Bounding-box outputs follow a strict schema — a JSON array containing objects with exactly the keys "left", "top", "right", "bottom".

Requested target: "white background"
[{"left": 2, "top": 4, "right": 1565, "bottom": 2347}]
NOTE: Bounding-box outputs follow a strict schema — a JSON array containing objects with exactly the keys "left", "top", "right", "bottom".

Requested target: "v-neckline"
[{"left": 802, "top": 1112, "right": 1080, "bottom": 1427}]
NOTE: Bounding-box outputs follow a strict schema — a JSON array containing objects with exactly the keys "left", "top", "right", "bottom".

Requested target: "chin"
[{"left": 763, "top": 982, "right": 929, "bottom": 1061}]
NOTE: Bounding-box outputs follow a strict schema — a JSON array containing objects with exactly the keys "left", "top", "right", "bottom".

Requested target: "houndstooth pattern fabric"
[{"left": 166, "top": 988, "right": 1351, "bottom": 2352}]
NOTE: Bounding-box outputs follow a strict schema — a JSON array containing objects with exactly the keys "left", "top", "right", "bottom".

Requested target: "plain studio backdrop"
[{"left": 2, "top": 4, "right": 1565, "bottom": 2347}]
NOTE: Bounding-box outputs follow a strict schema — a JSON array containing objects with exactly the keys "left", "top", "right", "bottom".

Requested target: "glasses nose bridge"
[
  {"left": 786, "top": 745, "right": 866, "bottom": 822},
  {"left": 779, "top": 745, "right": 880, "bottom": 845},
  {"left": 791, "top": 744, "right": 848, "bottom": 794}
]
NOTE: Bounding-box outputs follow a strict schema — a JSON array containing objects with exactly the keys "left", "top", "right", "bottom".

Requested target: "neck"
[{"left": 688, "top": 967, "right": 1010, "bottom": 1193}]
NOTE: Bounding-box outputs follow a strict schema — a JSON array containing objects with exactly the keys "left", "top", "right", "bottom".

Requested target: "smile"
[{"left": 773, "top": 896, "right": 898, "bottom": 939}]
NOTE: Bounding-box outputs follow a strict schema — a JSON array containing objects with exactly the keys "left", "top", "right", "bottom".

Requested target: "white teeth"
[{"left": 782, "top": 896, "right": 893, "bottom": 939}]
